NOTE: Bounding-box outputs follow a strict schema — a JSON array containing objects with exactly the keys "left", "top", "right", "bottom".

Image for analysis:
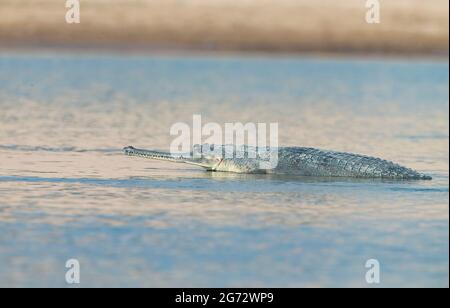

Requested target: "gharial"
[{"left": 123, "top": 144, "right": 432, "bottom": 180}]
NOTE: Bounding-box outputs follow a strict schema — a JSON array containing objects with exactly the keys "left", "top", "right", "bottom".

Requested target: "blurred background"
[{"left": 0, "top": 0, "right": 448, "bottom": 56}]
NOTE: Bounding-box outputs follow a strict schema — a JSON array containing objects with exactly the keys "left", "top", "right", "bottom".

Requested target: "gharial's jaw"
[
  {"left": 123, "top": 146, "right": 222, "bottom": 170},
  {"left": 123, "top": 146, "right": 187, "bottom": 163}
]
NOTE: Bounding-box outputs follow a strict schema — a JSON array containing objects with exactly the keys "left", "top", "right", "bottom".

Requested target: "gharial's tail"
[{"left": 294, "top": 148, "right": 433, "bottom": 180}]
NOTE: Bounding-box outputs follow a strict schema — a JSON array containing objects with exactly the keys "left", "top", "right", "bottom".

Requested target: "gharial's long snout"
[{"left": 123, "top": 146, "right": 186, "bottom": 163}]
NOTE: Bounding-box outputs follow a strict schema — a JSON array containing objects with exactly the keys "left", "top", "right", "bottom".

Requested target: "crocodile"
[{"left": 123, "top": 144, "right": 432, "bottom": 180}]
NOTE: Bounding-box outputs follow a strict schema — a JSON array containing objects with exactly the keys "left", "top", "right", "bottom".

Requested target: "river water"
[{"left": 0, "top": 54, "right": 448, "bottom": 287}]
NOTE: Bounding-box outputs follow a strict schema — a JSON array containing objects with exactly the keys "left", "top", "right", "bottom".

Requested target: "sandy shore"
[{"left": 0, "top": 0, "right": 448, "bottom": 56}]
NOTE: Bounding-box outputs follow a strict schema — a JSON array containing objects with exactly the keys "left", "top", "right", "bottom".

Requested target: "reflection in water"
[{"left": 0, "top": 54, "right": 448, "bottom": 287}]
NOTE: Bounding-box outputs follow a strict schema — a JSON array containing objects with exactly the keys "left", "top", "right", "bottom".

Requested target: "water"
[{"left": 0, "top": 53, "right": 448, "bottom": 287}]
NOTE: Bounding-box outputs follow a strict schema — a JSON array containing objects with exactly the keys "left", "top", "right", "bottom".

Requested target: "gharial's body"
[{"left": 123, "top": 145, "right": 432, "bottom": 180}]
